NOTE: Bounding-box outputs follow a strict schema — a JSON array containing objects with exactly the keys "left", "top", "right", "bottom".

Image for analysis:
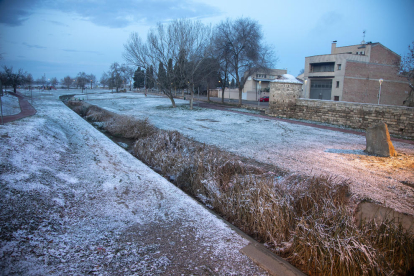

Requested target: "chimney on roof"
[{"left": 331, "top": 41, "right": 337, "bottom": 54}]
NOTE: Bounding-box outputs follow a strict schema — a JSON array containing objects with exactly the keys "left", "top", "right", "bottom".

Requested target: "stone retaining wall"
[{"left": 268, "top": 99, "right": 414, "bottom": 139}]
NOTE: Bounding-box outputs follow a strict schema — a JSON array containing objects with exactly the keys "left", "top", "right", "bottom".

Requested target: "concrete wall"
[
  {"left": 268, "top": 99, "right": 414, "bottom": 139},
  {"left": 209, "top": 88, "right": 240, "bottom": 100}
]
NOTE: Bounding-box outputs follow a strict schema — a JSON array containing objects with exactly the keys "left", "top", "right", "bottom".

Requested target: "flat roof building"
[{"left": 302, "top": 41, "right": 410, "bottom": 106}]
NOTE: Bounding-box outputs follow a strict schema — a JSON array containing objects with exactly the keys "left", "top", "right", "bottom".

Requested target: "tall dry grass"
[
  {"left": 67, "top": 100, "right": 156, "bottom": 139},
  {"left": 66, "top": 100, "right": 414, "bottom": 276}
]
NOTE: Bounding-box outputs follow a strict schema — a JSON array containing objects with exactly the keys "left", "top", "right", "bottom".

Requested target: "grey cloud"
[
  {"left": 22, "top": 42, "right": 47, "bottom": 49},
  {"left": 0, "top": 0, "right": 36, "bottom": 26},
  {"left": 0, "top": 0, "right": 220, "bottom": 28},
  {"left": 0, "top": 8, "right": 31, "bottom": 26},
  {"left": 61, "top": 49, "right": 102, "bottom": 55},
  {"left": 45, "top": 20, "right": 69, "bottom": 27}
]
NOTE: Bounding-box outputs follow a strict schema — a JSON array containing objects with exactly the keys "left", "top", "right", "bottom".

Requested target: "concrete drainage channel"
[{"left": 60, "top": 96, "right": 305, "bottom": 276}]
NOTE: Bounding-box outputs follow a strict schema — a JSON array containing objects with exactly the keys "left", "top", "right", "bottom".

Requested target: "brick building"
[{"left": 302, "top": 41, "right": 410, "bottom": 106}]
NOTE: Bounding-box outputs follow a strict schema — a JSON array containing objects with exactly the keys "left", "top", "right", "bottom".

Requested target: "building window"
[
  {"left": 336, "top": 81, "right": 339, "bottom": 88},
  {"left": 256, "top": 74, "right": 266, "bottom": 78},
  {"left": 337, "top": 64, "right": 341, "bottom": 70},
  {"left": 310, "top": 62, "right": 335, "bottom": 72},
  {"left": 334, "top": 96, "right": 339, "bottom": 101}
]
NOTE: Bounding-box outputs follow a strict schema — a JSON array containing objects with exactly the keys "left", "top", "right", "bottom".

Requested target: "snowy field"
[
  {"left": 0, "top": 92, "right": 268, "bottom": 275},
  {"left": 74, "top": 91, "right": 414, "bottom": 216},
  {"left": 1, "top": 93, "right": 21, "bottom": 116}
]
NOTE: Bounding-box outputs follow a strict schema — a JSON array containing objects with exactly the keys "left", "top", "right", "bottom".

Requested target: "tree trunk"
[
  {"left": 238, "top": 87, "right": 242, "bottom": 106},
  {"left": 168, "top": 94, "right": 176, "bottom": 108},
  {"left": 190, "top": 88, "right": 194, "bottom": 110},
  {"left": 207, "top": 84, "right": 210, "bottom": 102},
  {"left": 221, "top": 87, "right": 225, "bottom": 104}
]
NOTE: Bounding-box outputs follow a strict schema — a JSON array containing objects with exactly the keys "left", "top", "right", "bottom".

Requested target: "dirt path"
[{"left": 1, "top": 91, "right": 37, "bottom": 123}]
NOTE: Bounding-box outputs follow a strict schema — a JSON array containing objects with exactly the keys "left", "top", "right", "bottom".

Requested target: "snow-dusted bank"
[
  {"left": 80, "top": 91, "right": 414, "bottom": 216},
  {"left": 0, "top": 93, "right": 21, "bottom": 116},
  {"left": 0, "top": 93, "right": 269, "bottom": 275}
]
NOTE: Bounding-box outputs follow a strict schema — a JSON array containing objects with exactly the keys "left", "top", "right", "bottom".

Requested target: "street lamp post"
[
  {"left": 229, "top": 80, "right": 231, "bottom": 102},
  {"left": 304, "top": 79, "right": 308, "bottom": 98},
  {"left": 218, "top": 80, "right": 221, "bottom": 100},
  {"left": 378, "top": 78, "right": 383, "bottom": 104}
]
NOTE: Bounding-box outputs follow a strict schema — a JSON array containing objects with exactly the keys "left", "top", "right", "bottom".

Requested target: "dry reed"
[{"left": 66, "top": 100, "right": 414, "bottom": 276}]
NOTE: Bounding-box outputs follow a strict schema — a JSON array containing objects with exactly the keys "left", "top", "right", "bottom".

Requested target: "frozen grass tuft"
[
  {"left": 66, "top": 100, "right": 414, "bottom": 276},
  {"left": 68, "top": 100, "right": 156, "bottom": 139}
]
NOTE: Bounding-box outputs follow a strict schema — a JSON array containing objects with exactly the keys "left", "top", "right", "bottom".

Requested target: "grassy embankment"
[{"left": 66, "top": 99, "right": 414, "bottom": 276}]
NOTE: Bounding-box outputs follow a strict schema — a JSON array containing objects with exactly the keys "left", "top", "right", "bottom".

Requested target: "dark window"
[
  {"left": 337, "top": 64, "right": 341, "bottom": 70},
  {"left": 334, "top": 96, "right": 339, "bottom": 101},
  {"left": 336, "top": 81, "right": 339, "bottom": 88},
  {"left": 310, "top": 62, "right": 335, "bottom": 72}
]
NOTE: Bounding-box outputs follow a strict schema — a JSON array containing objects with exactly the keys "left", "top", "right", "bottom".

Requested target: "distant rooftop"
[{"left": 271, "top": 74, "right": 303, "bottom": 84}]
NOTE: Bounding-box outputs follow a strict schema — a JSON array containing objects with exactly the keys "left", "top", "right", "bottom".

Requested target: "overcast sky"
[{"left": 0, "top": 0, "right": 413, "bottom": 82}]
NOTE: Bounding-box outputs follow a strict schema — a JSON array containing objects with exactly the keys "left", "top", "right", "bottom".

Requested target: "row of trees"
[
  {"left": 123, "top": 17, "right": 275, "bottom": 108},
  {"left": 0, "top": 66, "right": 94, "bottom": 93},
  {"left": 0, "top": 66, "right": 41, "bottom": 93},
  {"left": 61, "top": 73, "right": 97, "bottom": 91},
  {"left": 99, "top": 63, "right": 134, "bottom": 93}
]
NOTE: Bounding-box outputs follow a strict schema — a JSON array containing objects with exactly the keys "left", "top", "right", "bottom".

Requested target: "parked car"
[{"left": 259, "top": 96, "right": 269, "bottom": 102}]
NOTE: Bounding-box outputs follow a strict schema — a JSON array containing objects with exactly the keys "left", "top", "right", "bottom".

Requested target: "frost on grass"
[
  {"left": 0, "top": 96, "right": 267, "bottom": 275},
  {"left": 1, "top": 93, "right": 21, "bottom": 115},
  {"left": 83, "top": 92, "right": 414, "bottom": 217},
  {"left": 66, "top": 97, "right": 414, "bottom": 276}
]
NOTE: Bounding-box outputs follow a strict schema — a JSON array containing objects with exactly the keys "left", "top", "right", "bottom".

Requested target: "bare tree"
[
  {"left": 2, "top": 66, "right": 26, "bottom": 93},
  {"left": 100, "top": 72, "right": 109, "bottom": 89},
  {"left": 214, "top": 18, "right": 275, "bottom": 106},
  {"left": 26, "top": 73, "right": 34, "bottom": 91},
  {"left": 400, "top": 41, "right": 414, "bottom": 107},
  {"left": 124, "top": 19, "right": 212, "bottom": 108},
  {"left": 87, "top": 74, "right": 96, "bottom": 89},
  {"left": 108, "top": 62, "right": 124, "bottom": 93},
  {"left": 121, "top": 65, "right": 134, "bottom": 91},
  {"left": 212, "top": 31, "right": 231, "bottom": 103},
  {"left": 62, "top": 76, "right": 72, "bottom": 90},
  {"left": 50, "top": 77, "right": 58, "bottom": 87},
  {"left": 35, "top": 76, "right": 46, "bottom": 87},
  {"left": 171, "top": 19, "right": 212, "bottom": 109},
  {"left": 76, "top": 72, "right": 88, "bottom": 93}
]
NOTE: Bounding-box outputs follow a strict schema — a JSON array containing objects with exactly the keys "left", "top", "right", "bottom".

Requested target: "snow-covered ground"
[
  {"left": 75, "top": 91, "right": 414, "bottom": 216},
  {"left": 1, "top": 93, "right": 21, "bottom": 116},
  {"left": 0, "top": 92, "right": 268, "bottom": 275}
]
